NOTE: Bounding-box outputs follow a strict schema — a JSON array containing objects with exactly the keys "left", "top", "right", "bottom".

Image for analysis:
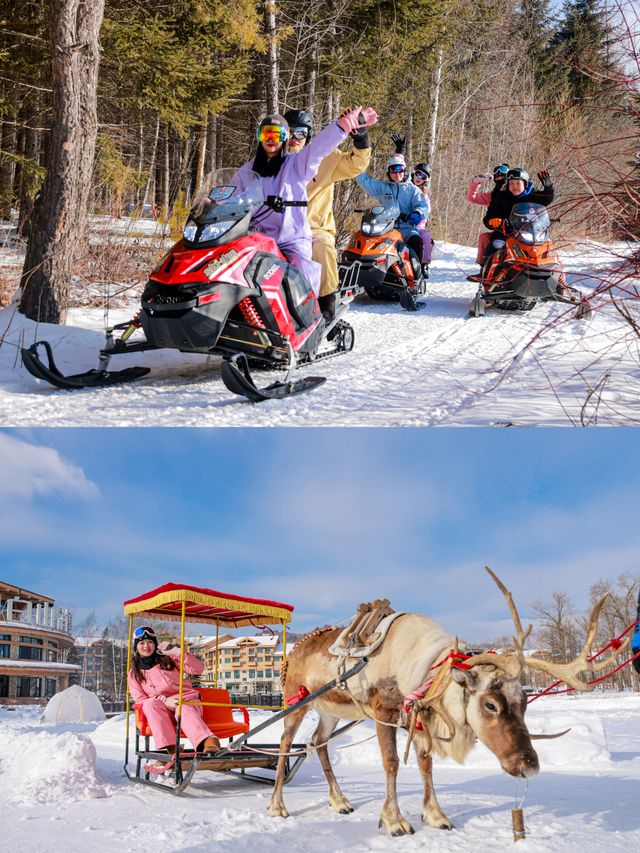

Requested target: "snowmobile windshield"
[
  {"left": 509, "top": 202, "right": 551, "bottom": 245},
  {"left": 184, "top": 169, "right": 264, "bottom": 244},
  {"left": 361, "top": 202, "right": 401, "bottom": 237}
]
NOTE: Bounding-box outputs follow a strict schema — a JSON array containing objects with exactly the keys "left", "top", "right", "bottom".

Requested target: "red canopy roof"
[{"left": 123, "top": 582, "right": 294, "bottom": 627}]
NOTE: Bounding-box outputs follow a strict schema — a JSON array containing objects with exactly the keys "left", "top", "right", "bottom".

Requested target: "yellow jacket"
[{"left": 307, "top": 144, "right": 371, "bottom": 236}]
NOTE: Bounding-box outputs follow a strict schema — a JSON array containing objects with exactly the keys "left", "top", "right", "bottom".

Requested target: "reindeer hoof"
[
  {"left": 380, "top": 818, "right": 415, "bottom": 836},
  {"left": 268, "top": 803, "right": 289, "bottom": 819},
  {"left": 338, "top": 806, "right": 354, "bottom": 815}
]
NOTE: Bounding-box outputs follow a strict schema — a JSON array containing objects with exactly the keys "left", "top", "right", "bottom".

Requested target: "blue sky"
[{"left": 1, "top": 428, "right": 639, "bottom": 642}]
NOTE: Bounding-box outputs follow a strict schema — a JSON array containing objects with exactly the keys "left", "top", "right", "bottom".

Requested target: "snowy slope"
[
  {"left": 2, "top": 691, "right": 639, "bottom": 852},
  {"left": 1, "top": 240, "right": 638, "bottom": 426}
]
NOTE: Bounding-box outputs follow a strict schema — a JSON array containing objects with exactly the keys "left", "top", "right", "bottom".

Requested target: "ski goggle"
[
  {"left": 290, "top": 127, "right": 309, "bottom": 141},
  {"left": 493, "top": 164, "right": 509, "bottom": 177},
  {"left": 388, "top": 164, "right": 405, "bottom": 174},
  {"left": 413, "top": 170, "right": 429, "bottom": 181},
  {"left": 257, "top": 124, "right": 288, "bottom": 144},
  {"left": 133, "top": 626, "right": 156, "bottom": 642},
  {"left": 507, "top": 168, "right": 529, "bottom": 182}
]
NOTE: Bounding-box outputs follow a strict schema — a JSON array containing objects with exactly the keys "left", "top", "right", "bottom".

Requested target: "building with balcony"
[
  {"left": 0, "top": 580, "right": 80, "bottom": 705},
  {"left": 190, "top": 633, "right": 294, "bottom": 695}
]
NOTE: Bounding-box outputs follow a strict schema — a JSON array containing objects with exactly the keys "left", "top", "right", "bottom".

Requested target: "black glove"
[
  {"left": 537, "top": 169, "right": 553, "bottom": 190},
  {"left": 391, "top": 132, "right": 405, "bottom": 154},
  {"left": 352, "top": 130, "right": 370, "bottom": 149}
]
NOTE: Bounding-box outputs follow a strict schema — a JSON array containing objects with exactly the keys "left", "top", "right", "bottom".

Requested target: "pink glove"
[
  {"left": 359, "top": 107, "right": 378, "bottom": 128},
  {"left": 337, "top": 107, "right": 366, "bottom": 135}
]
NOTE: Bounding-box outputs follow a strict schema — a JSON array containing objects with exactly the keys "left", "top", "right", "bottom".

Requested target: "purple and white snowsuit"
[
  {"left": 233, "top": 122, "right": 347, "bottom": 295},
  {"left": 410, "top": 180, "right": 434, "bottom": 265}
]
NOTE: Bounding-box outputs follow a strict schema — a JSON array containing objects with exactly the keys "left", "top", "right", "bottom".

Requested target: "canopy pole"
[
  {"left": 214, "top": 620, "right": 219, "bottom": 688},
  {"left": 124, "top": 615, "right": 133, "bottom": 769}
]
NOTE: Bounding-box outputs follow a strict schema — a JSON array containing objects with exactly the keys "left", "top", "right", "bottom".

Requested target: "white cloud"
[{"left": 0, "top": 434, "right": 99, "bottom": 501}]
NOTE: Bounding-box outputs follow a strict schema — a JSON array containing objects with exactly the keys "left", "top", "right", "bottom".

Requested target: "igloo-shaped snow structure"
[{"left": 42, "top": 684, "right": 106, "bottom": 723}]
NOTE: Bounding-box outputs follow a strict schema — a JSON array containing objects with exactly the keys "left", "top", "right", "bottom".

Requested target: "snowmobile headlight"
[
  {"left": 520, "top": 231, "right": 535, "bottom": 243},
  {"left": 361, "top": 222, "right": 372, "bottom": 234},
  {"left": 183, "top": 221, "right": 198, "bottom": 241},
  {"left": 201, "top": 220, "right": 235, "bottom": 241}
]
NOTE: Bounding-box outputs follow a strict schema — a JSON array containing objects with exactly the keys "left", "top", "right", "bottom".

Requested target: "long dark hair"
[
  {"left": 130, "top": 650, "right": 178, "bottom": 683},
  {"left": 252, "top": 144, "right": 286, "bottom": 177}
]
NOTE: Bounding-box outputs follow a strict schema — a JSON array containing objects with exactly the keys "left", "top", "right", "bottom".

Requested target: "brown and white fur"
[{"left": 268, "top": 613, "right": 539, "bottom": 836}]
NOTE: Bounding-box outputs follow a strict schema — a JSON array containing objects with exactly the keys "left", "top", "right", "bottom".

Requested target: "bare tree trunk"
[
  {"left": 306, "top": 36, "right": 319, "bottom": 116},
  {"left": 18, "top": 98, "right": 41, "bottom": 238},
  {"left": 19, "top": 0, "right": 106, "bottom": 323},
  {"left": 207, "top": 113, "right": 218, "bottom": 176},
  {"left": 427, "top": 49, "right": 444, "bottom": 167},
  {"left": 162, "top": 122, "right": 170, "bottom": 216},
  {"left": 264, "top": 0, "right": 279, "bottom": 113},
  {"left": 195, "top": 119, "right": 207, "bottom": 195},
  {"left": 142, "top": 114, "right": 160, "bottom": 211},
  {"left": 0, "top": 117, "right": 17, "bottom": 220}
]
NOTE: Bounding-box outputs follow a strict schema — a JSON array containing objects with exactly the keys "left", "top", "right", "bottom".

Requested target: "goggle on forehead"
[
  {"left": 133, "top": 625, "right": 156, "bottom": 641},
  {"left": 258, "top": 124, "right": 288, "bottom": 144},
  {"left": 493, "top": 164, "right": 509, "bottom": 177}
]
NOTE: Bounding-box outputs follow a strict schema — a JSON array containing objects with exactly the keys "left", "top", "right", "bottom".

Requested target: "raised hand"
[
  {"left": 537, "top": 169, "right": 552, "bottom": 189},
  {"left": 391, "top": 131, "right": 405, "bottom": 153}
]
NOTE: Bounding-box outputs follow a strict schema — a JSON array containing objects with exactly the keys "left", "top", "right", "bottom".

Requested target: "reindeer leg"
[
  {"left": 415, "top": 746, "right": 453, "bottom": 829},
  {"left": 312, "top": 713, "right": 354, "bottom": 815},
  {"left": 376, "top": 720, "right": 414, "bottom": 836},
  {"left": 268, "top": 705, "right": 309, "bottom": 818}
]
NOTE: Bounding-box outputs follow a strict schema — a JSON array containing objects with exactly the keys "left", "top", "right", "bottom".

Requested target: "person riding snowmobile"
[
  {"left": 467, "top": 164, "right": 509, "bottom": 267},
  {"left": 283, "top": 105, "right": 378, "bottom": 321},
  {"left": 410, "top": 161, "right": 434, "bottom": 277},
  {"left": 231, "top": 108, "right": 377, "bottom": 296},
  {"left": 467, "top": 163, "right": 510, "bottom": 206},
  {"left": 355, "top": 154, "right": 428, "bottom": 265},
  {"left": 483, "top": 166, "right": 554, "bottom": 254}
]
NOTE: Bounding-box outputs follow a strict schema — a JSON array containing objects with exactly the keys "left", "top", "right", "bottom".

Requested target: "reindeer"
[{"left": 268, "top": 568, "right": 628, "bottom": 836}]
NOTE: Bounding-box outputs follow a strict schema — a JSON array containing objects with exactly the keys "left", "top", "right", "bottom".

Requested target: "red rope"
[{"left": 527, "top": 618, "right": 639, "bottom": 703}]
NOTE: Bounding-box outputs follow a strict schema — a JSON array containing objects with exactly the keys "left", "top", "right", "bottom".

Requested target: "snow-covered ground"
[
  {"left": 1, "top": 235, "right": 638, "bottom": 426},
  {"left": 2, "top": 691, "right": 639, "bottom": 852}
]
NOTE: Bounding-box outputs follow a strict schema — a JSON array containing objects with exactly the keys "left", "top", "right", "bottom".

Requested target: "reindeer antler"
[
  {"left": 475, "top": 567, "right": 630, "bottom": 692},
  {"left": 522, "top": 592, "right": 630, "bottom": 691},
  {"left": 461, "top": 567, "right": 532, "bottom": 679}
]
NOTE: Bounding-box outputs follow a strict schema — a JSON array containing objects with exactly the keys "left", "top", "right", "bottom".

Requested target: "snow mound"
[{"left": 0, "top": 720, "right": 107, "bottom": 804}]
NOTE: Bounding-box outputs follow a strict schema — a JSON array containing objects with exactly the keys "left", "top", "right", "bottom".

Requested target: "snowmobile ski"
[
  {"left": 399, "top": 287, "right": 426, "bottom": 312},
  {"left": 21, "top": 340, "right": 150, "bottom": 389},
  {"left": 221, "top": 353, "right": 326, "bottom": 403}
]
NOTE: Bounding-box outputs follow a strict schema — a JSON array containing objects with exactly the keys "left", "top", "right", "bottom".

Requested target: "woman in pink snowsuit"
[
  {"left": 467, "top": 164, "right": 509, "bottom": 264},
  {"left": 127, "top": 626, "right": 219, "bottom": 754}
]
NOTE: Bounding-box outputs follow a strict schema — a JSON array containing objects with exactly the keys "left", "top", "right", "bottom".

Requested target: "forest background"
[{"left": 0, "top": 0, "right": 637, "bottom": 321}]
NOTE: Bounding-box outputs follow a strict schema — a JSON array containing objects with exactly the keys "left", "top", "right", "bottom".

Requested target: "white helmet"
[{"left": 386, "top": 154, "right": 406, "bottom": 169}]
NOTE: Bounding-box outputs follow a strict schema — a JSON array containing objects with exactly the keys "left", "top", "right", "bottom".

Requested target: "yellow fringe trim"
[{"left": 123, "top": 587, "right": 292, "bottom": 626}]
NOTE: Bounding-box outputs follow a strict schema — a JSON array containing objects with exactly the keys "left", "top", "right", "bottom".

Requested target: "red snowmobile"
[{"left": 21, "top": 170, "right": 355, "bottom": 403}]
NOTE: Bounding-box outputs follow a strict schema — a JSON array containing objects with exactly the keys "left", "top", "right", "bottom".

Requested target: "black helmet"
[
  {"left": 493, "top": 163, "right": 509, "bottom": 179},
  {"left": 283, "top": 109, "right": 313, "bottom": 137},
  {"left": 506, "top": 167, "right": 530, "bottom": 183},
  {"left": 413, "top": 162, "right": 431, "bottom": 178}
]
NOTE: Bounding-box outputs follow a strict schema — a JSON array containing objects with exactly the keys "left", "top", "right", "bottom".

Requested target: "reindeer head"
[{"left": 450, "top": 662, "right": 539, "bottom": 777}]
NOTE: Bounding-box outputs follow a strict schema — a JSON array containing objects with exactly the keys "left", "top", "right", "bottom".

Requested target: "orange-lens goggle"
[{"left": 258, "top": 124, "right": 288, "bottom": 144}]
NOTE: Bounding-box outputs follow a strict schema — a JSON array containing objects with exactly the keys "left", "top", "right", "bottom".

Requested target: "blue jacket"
[{"left": 355, "top": 173, "right": 429, "bottom": 221}]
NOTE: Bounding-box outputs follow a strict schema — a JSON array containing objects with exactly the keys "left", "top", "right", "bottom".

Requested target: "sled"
[{"left": 123, "top": 582, "right": 368, "bottom": 794}]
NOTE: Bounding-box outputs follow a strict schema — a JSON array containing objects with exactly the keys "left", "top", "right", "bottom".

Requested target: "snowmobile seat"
[{"left": 133, "top": 689, "right": 250, "bottom": 741}]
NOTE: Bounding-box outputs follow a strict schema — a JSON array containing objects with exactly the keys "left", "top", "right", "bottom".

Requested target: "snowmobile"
[
  {"left": 21, "top": 170, "right": 355, "bottom": 403},
  {"left": 337, "top": 202, "right": 427, "bottom": 312},
  {"left": 468, "top": 202, "right": 591, "bottom": 319}
]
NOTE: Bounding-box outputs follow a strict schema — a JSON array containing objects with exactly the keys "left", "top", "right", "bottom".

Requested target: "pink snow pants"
[
  {"left": 476, "top": 232, "right": 492, "bottom": 265},
  {"left": 141, "top": 697, "right": 213, "bottom": 750}
]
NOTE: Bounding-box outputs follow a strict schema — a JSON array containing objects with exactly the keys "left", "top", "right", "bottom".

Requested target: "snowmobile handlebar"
[{"left": 265, "top": 195, "right": 308, "bottom": 213}]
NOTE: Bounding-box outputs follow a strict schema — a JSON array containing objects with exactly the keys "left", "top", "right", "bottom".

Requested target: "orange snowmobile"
[
  {"left": 338, "top": 202, "right": 426, "bottom": 311},
  {"left": 468, "top": 202, "right": 591, "bottom": 319}
]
